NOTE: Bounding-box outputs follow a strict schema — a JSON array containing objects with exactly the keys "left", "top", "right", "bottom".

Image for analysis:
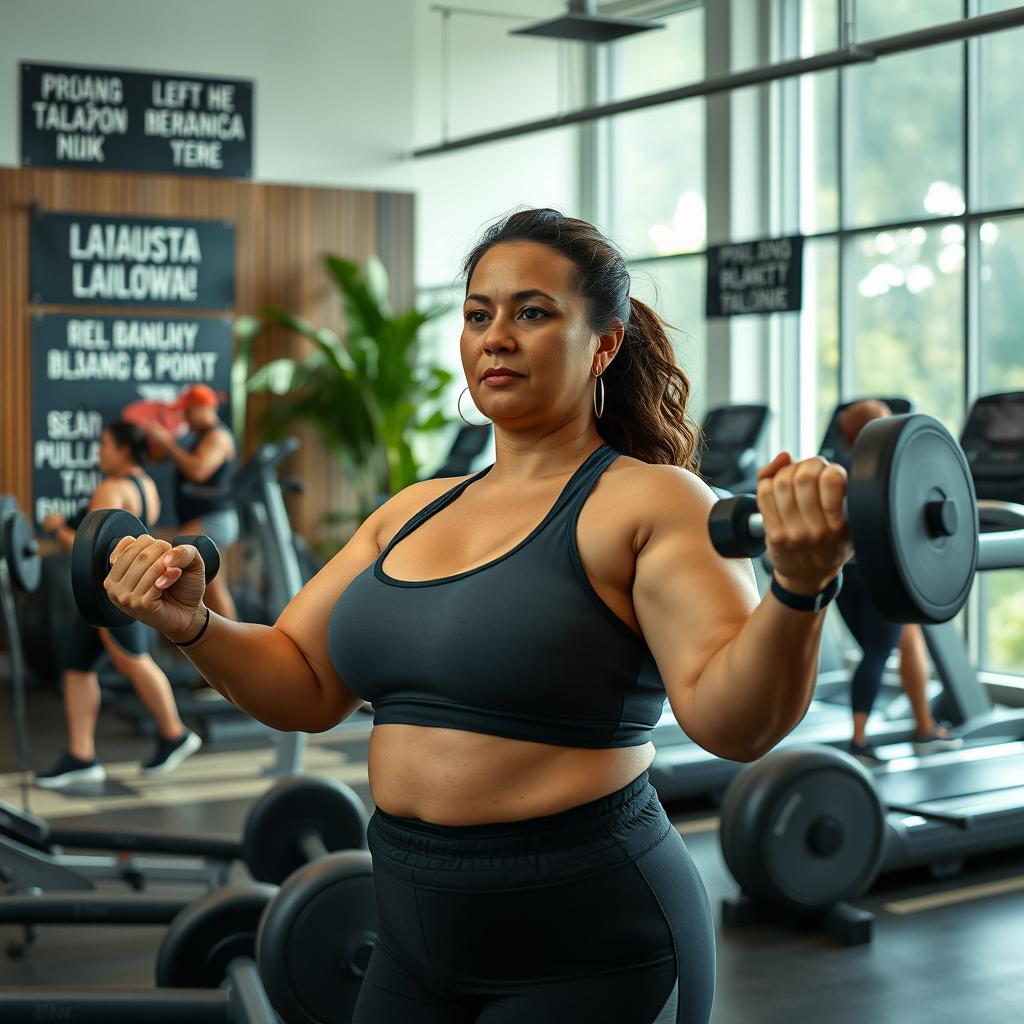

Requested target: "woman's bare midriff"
[
  {"left": 369, "top": 726, "right": 655, "bottom": 825},
  {"left": 365, "top": 451, "right": 658, "bottom": 826}
]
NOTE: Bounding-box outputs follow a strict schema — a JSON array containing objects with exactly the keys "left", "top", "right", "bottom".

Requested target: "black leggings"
[
  {"left": 64, "top": 614, "right": 151, "bottom": 671},
  {"left": 834, "top": 562, "right": 904, "bottom": 715},
  {"left": 353, "top": 771, "right": 715, "bottom": 1023}
]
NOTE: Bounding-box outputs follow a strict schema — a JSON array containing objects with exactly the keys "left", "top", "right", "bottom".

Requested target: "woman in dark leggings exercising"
[
  {"left": 35, "top": 421, "right": 202, "bottom": 789},
  {"left": 835, "top": 400, "right": 962, "bottom": 760},
  {"left": 100, "top": 210, "right": 859, "bottom": 1022}
]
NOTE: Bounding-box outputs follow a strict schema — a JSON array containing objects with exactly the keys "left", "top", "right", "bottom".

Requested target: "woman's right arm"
[{"left": 104, "top": 503, "right": 390, "bottom": 734}]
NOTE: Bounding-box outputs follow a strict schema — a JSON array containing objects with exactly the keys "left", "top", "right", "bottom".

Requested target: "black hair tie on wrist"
[{"left": 173, "top": 606, "right": 211, "bottom": 648}]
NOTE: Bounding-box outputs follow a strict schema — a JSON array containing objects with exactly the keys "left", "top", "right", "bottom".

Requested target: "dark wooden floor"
[{"left": 3, "top": 683, "right": 1024, "bottom": 1022}]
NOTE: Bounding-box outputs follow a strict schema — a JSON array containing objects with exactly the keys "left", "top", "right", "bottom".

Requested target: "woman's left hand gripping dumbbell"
[{"left": 105, "top": 536, "right": 208, "bottom": 643}]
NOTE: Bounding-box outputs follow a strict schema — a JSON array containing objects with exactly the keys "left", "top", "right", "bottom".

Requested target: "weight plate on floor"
[
  {"left": 243, "top": 775, "right": 369, "bottom": 884},
  {"left": 71, "top": 509, "right": 147, "bottom": 628},
  {"left": 18, "top": 553, "right": 75, "bottom": 680},
  {"left": 257, "top": 851, "right": 377, "bottom": 1024},
  {"left": 719, "top": 745, "right": 886, "bottom": 912},
  {"left": 4, "top": 512, "right": 41, "bottom": 593},
  {"left": 155, "top": 885, "right": 275, "bottom": 988},
  {"left": 848, "top": 414, "right": 978, "bottom": 624}
]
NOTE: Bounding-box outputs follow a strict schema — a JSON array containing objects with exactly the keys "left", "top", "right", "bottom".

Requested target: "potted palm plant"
[{"left": 234, "top": 254, "right": 455, "bottom": 540}]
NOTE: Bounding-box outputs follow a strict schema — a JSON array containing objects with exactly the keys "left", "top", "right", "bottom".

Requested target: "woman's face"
[
  {"left": 98, "top": 430, "right": 128, "bottom": 474},
  {"left": 461, "top": 241, "right": 619, "bottom": 432}
]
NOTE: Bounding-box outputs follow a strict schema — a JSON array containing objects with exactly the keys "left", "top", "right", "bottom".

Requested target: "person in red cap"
[{"left": 146, "top": 384, "right": 239, "bottom": 621}]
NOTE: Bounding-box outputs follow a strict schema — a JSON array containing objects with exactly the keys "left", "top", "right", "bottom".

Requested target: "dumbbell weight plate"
[
  {"left": 849, "top": 414, "right": 978, "bottom": 624},
  {"left": 256, "top": 851, "right": 378, "bottom": 1024},
  {"left": 719, "top": 745, "right": 886, "bottom": 913},
  {"left": 155, "top": 884, "right": 276, "bottom": 988},
  {"left": 71, "top": 509, "right": 144, "bottom": 628},
  {"left": 243, "top": 776, "right": 369, "bottom": 884},
  {"left": 3, "top": 513, "right": 42, "bottom": 594}
]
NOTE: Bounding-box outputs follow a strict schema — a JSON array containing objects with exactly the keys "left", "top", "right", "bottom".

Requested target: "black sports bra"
[{"left": 327, "top": 443, "right": 665, "bottom": 748}]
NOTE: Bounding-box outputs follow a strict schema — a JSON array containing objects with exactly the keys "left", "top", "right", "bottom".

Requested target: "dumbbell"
[
  {"left": 71, "top": 508, "right": 221, "bottom": 628},
  {"left": 707, "top": 413, "right": 980, "bottom": 624},
  {"left": 2, "top": 851, "right": 379, "bottom": 1024},
  {"left": 242, "top": 775, "right": 369, "bottom": 884}
]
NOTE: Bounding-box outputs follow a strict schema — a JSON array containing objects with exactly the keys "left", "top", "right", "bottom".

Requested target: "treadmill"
[
  {"left": 650, "top": 397, "right": 929, "bottom": 802},
  {"left": 871, "top": 391, "right": 1024, "bottom": 876},
  {"left": 699, "top": 404, "right": 770, "bottom": 494}
]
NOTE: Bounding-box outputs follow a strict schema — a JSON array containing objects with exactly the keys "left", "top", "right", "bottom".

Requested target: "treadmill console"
[
  {"left": 960, "top": 391, "right": 1024, "bottom": 504},
  {"left": 700, "top": 404, "right": 770, "bottom": 490},
  {"left": 818, "top": 396, "right": 914, "bottom": 465}
]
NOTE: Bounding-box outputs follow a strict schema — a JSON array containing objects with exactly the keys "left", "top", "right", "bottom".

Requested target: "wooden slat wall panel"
[{"left": 0, "top": 168, "right": 414, "bottom": 545}]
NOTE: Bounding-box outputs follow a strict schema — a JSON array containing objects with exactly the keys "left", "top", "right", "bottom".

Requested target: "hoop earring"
[
  {"left": 458, "top": 386, "right": 492, "bottom": 427},
  {"left": 592, "top": 367, "right": 606, "bottom": 419}
]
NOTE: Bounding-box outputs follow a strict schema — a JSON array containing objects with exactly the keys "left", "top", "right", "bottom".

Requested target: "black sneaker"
[
  {"left": 912, "top": 727, "right": 964, "bottom": 756},
  {"left": 35, "top": 751, "right": 106, "bottom": 790},
  {"left": 846, "top": 740, "right": 880, "bottom": 765},
  {"left": 142, "top": 730, "right": 203, "bottom": 775}
]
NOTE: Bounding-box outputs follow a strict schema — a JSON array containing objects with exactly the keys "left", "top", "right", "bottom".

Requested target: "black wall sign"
[
  {"left": 21, "top": 61, "right": 252, "bottom": 177},
  {"left": 706, "top": 235, "right": 804, "bottom": 317},
  {"left": 30, "top": 313, "right": 233, "bottom": 527},
  {"left": 31, "top": 211, "right": 235, "bottom": 310}
]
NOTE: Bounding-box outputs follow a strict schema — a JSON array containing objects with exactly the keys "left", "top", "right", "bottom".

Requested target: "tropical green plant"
[{"left": 234, "top": 254, "right": 454, "bottom": 532}]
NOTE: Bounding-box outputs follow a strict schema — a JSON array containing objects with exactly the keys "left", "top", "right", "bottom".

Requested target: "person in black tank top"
[
  {"left": 145, "top": 383, "right": 239, "bottom": 621},
  {"left": 35, "top": 421, "right": 202, "bottom": 790},
  {"left": 94, "top": 210, "right": 861, "bottom": 1023}
]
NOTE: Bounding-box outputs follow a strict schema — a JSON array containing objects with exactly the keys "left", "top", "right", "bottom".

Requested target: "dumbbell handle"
[
  {"left": 708, "top": 493, "right": 959, "bottom": 559},
  {"left": 101, "top": 532, "right": 221, "bottom": 584},
  {"left": 299, "top": 830, "right": 329, "bottom": 864}
]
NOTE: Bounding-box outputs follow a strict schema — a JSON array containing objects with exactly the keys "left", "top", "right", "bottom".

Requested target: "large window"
[
  {"left": 844, "top": 45, "right": 964, "bottom": 229},
  {"left": 848, "top": 225, "right": 965, "bottom": 431},
  {"left": 977, "top": 18, "right": 1024, "bottom": 211},
  {"left": 608, "top": 6, "right": 706, "bottom": 259},
  {"left": 791, "top": 1, "right": 1024, "bottom": 674}
]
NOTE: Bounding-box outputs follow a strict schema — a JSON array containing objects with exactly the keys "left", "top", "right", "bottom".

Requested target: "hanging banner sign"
[
  {"left": 706, "top": 235, "right": 804, "bottom": 317},
  {"left": 21, "top": 61, "right": 253, "bottom": 177},
  {"left": 30, "top": 313, "right": 233, "bottom": 526},
  {"left": 30, "top": 210, "right": 235, "bottom": 310}
]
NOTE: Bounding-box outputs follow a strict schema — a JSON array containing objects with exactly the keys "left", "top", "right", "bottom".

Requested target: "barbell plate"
[
  {"left": 5, "top": 513, "right": 42, "bottom": 594},
  {"left": 70, "top": 509, "right": 145, "bottom": 628},
  {"left": 155, "top": 885, "right": 276, "bottom": 988},
  {"left": 242, "top": 776, "right": 369, "bottom": 884},
  {"left": 848, "top": 414, "right": 978, "bottom": 624},
  {"left": 256, "top": 851, "right": 377, "bottom": 1024},
  {"left": 720, "top": 745, "right": 886, "bottom": 913}
]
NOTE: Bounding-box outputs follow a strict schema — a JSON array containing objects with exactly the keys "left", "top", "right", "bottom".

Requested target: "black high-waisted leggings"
[
  {"left": 835, "top": 561, "right": 904, "bottom": 714},
  {"left": 352, "top": 770, "right": 716, "bottom": 1023}
]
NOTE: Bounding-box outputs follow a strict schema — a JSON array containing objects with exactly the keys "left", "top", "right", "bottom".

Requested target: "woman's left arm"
[{"left": 631, "top": 455, "right": 851, "bottom": 763}]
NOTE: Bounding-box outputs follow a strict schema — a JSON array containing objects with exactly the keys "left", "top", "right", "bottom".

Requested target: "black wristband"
[
  {"left": 770, "top": 571, "right": 843, "bottom": 613},
  {"left": 172, "top": 606, "right": 211, "bottom": 648}
]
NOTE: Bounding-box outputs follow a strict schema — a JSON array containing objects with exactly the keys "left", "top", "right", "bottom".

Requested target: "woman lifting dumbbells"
[
  {"left": 35, "top": 420, "right": 201, "bottom": 789},
  {"left": 98, "top": 209, "right": 860, "bottom": 1023}
]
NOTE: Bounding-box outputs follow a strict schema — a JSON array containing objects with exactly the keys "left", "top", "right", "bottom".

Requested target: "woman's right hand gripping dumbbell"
[{"left": 105, "top": 536, "right": 208, "bottom": 643}]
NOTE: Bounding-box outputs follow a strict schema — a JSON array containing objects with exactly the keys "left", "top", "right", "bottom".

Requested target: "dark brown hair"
[
  {"left": 462, "top": 208, "right": 701, "bottom": 469},
  {"left": 105, "top": 420, "right": 148, "bottom": 465}
]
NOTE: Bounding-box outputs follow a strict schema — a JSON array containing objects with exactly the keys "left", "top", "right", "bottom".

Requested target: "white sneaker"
[
  {"left": 35, "top": 752, "right": 106, "bottom": 790},
  {"left": 141, "top": 730, "right": 203, "bottom": 775}
]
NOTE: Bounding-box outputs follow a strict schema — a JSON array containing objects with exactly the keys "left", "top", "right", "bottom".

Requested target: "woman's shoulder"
[
  {"left": 602, "top": 455, "right": 717, "bottom": 553},
  {"left": 370, "top": 475, "right": 475, "bottom": 553}
]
